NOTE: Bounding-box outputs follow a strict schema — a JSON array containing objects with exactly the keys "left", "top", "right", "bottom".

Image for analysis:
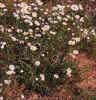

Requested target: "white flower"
[
  {"left": 34, "top": 61, "right": 40, "bottom": 66},
  {"left": 66, "top": 68, "right": 72, "bottom": 77},
  {"left": 3, "top": 9, "right": 7, "bottom": 12},
  {"left": 1, "top": 42, "right": 6, "bottom": 45},
  {"left": 54, "top": 74, "right": 59, "bottom": 79},
  {"left": 44, "top": 11, "right": 48, "bottom": 15},
  {"left": 23, "top": 32, "right": 29, "bottom": 36},
  {"left": 28, "top": 29, "right": 33, "bottom": 33},
  {"left": 16, "top": 29, "right": 22, "bottom": 33},
  {"left": 24, "top": 19, "right": 30, "bottom": 23},
  {"left": 0, "top": 96, "right": 3, "bottom": 100},
  {"left": 67, "top": 28, "right": 71, "bottom": 30},
  {"left": 11, "top": 36, "right": 17, "bottom": 41},
  {"left": 50, "top": 31, "right": 56, "bottom": 35},
  {"left": 52, "top": 6, "right": 58, "bottom": 11},
  {"left": 19, "top": 41, "right": 24, "bottom": 44},
  {"left": 25, "top": 37, "right": 29, "bottom": 40},
  {"left": 41, "top": 53, "right": 45, "bottom": 57},
  {"left": 27, "top": 42, "right": 31, "bottom": 47},
  {"left": 73, "top": 22, "right": 76, "bottom": 25},
  {"left": 35, "top": 77, "right": 39, "bottom": 81},
  {"left": 41, "top": 25, "right": 50, "bottom": 32},
  {"left": 9, "top": 64, "right": 15, "bottom": 71},
  {"left": 71, "top": 4, "right": 79, "bottom": 11},
  {"left": 40, "top": 74, "right": 45, "bottom": 81},
  {"left": 1, "top": 45, "right": 4, "bottom": 49},
  {"left": 34, "top": 7, "right": 38, "bottom": 10},
  {"left": 6, "top": 70, "right": 15, "bottom": 75},
  {"left": 29, "top": 22, "right": 33, "bottom": 26},
  {"left": 7, "top": 28, "right": 12, "bottom": 33},
  {"left": 21, "top": 95, "right": 24, "bottom": 99},
  {"left": 21, "top": 8, "right": 30, "bottom": 14},
  {"left": 73, "top": 50, "right": 79, "bottom": 55},
  {"left": 30, "top": 45, "right": 37, "bottom": 51},
  {"left": 13, "top": 12, "right": 20, "bottom": 19},
  {"left": 72, "top": 37, "right": 80, "bottom": 42},
  {"left": 0, "top": 3, "right": 6, "bottom": 8},
  {"left": 4, "top": 80, "right": 11, "bottom": 85},
  {"left": 0, "top": 27, "right": 4, "bottom": 32},
  {"left": 19, "top": 2, "right": 29, "bottom": 9},
  {"left": 66, "top": 15, "right": 71, "bottom": 19},
  {"left": 79, "top": 4, "right": 83, "bottom": 10},
  {"left": 80, "top": 17, "right": 84, "bottom": 22},
  {"left": 75, "top": 15, "right": 80, "bottom": 19},
  {"left": 53, "top": 20, "right": 58, "bottom": 24},
  {"left": 57, "top": 16, "right": 62, "bottom": 21},
  {"left": 68, "top": 40, "right": 75, "bottom": 46},
  {"left": 32, "top": 12, "right": 37, "bottom": 17},
  {"left": 63, "top": 22, "right": 67, "bottom": 25},
  {"left": 0, "top": 42, "right": 6, "bottom": 49},
  {"left": 20, "top": 69, "right": 24, "bottom": 73},
  {"left": 34, "top": 21, "right": 40, "bottom": 26},
  {"left": 35, "top": 34, "right": 41, "bottom": 37},
  {"left": 63, "top": 18, "right": 68, "bottom": 21},
  {"left": 36, "top": 0, "right": 43, "bottom": 6}
]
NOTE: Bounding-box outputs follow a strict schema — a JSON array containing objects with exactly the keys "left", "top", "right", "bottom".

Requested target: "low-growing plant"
[{"left": 0, "top": 0, "right": 95, "bottom": 96}]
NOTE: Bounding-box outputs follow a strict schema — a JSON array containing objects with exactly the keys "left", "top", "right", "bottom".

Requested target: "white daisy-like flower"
[
  {"left": 73, "top": 50, "right": 79, "bottom": 55},
  {"left": 63, "top": 22, "right": 67, "bottom": 25},
  {"left": 0, "top": 42, "right": 6, "bottom": 49},
  {"left": 41, "top": 25, "right": 50, "bottom": 32},
  {"left": 72, "top": 37, "right": 80, "bottom": 42},
  {"left": 34, "top": 61, "right": 40, "bottom": 66},
  {"left": 27, "top": 42, "right": 31, "bottom": 47},
  {"left": 29, "top": 22, "right": 33, "bottom": 26},
  {"left": 80, "top": 17, "right": 84, "bottom": 22},
  {"left": 34, "top": 20, "right": 40, "bottom": 26},
  {"left": 23, "top": 32, "right": 29, "bottom": 36},
  {"left": 0, "top": 3, "right": 6, "bottom": 8},
  {"left": 57, "top": 16, "right": 62, "bottom": 21},
  {"left": 79, "top": 4, "right": 83, "bottom": 10},
  {"left": 0, "top": 96, "right": 3, "bottom": 100},
  {"left": 20, "top": 69, "right": 24, "bottom": 73},
  {"left": 21, "top": 8, "right": 30, "bottom": 14},
  {"left": 63, "top": 18, "right": 68, "bottom": 21},
  {"left": 4, "top": 80, "right": 11, "bottom": 85},
  {"left": 11, "top": 36, "right": 17, "bottom": 41},
  {"left": 30, "top": 45, "right": 37, "bottom": 51},
  {"left": 68, "top": 40, "right": 75, "bottom": 46},
  {"left": 50, "top": 31, "right": 56, "bottom": 35},
  {"left": 75, "top": 15, "right": 80, "bottom": 19},
  {"left": 32, "top": 12, "right": 37, "bottom": 17},
  {"left": 66, "top": 67, "right": 72, "bottom": 77},
  {"left": 52, "top": 6, "right": 58, "bottom": 11},
  {"left": 13, "top": 12, "right": 20, "bottom": 19},
  {"left": 35, "top": 34, "right": 41, "bottom": 37},
  {"left": 21, "top": 95, "right": 24, "bottom": 99},
  {"left": 54, "top": 74, "right": 59, "bottom": 79},
  {"left": 35, "top": 77, "right": 39, "bottom": 81},
  {"left": 1, "top": 45, "right": 4, "bottom": 49},
  {"left": 9, "top": 64, "right": 15, "bottom": 71},
  {"left": 40, "top": 74, "right": 45, "bottom": 81},
  {"left": 34, "top": 7, "right": 38, "bottom": 11},
  {"left": 7, "top": 28, "right": 12, "bottom": 33},
  {"left": 6, "top": 70, "right": 15, "bottom": 75},
  {"left": 36, "top": 0, "right": 43, "bottom": 6},
  {"left": 71, "top": 4, "right": 79, "bottom": 11}
]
